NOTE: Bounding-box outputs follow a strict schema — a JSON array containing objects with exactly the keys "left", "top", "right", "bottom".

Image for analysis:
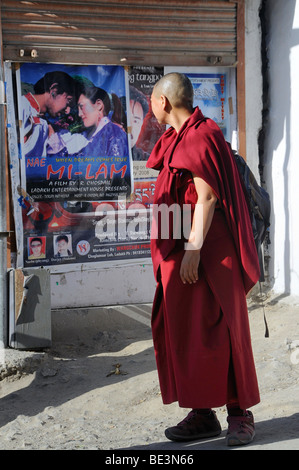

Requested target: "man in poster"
[
  {"left": 21, "top": 71, "right": 78, "bottom": 159},
  {"left": 28, "top": 237, "right": 46, "bottom": 260}
]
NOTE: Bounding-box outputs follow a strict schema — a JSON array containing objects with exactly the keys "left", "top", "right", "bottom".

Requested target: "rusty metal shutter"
[{"left": 1, "top": 0, "right": 237, "bottom": 66}]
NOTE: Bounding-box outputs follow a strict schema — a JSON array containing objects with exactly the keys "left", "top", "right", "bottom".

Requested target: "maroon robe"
[{"left": 146, "top": 107, "right": 260, "bottom": 409}]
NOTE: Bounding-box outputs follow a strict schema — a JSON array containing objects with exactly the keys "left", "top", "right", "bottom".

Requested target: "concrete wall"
[{"left": 263, "top": 0, "right": 299, "bottom": 295}]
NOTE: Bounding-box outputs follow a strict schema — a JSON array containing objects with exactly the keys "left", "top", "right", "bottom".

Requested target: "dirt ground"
[{"left": 0, "top": 292, "right": 299, "bottom": 451}]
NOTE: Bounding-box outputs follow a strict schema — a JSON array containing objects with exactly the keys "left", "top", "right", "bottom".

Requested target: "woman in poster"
[{"left": 47, "top": 84, "right": 128, "bottom": 159}]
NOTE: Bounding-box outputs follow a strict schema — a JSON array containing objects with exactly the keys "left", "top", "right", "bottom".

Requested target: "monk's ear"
[
  {"left": 160, "top": 94, "right": 168, "bottom": 110},
  {"left": 161, "top": 94, "right": 172, "bottom": 113}
]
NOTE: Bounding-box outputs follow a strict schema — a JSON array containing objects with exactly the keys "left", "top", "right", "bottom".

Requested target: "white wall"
[
  {"left": 264, "top": 0, "right": 299, "bottom": 295},
  {"left": 50, "top": 260, "right": 156, "bottom": 309}
]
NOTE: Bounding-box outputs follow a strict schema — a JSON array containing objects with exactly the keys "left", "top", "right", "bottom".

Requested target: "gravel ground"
[{"left": 0, "top": 293, "right": 299, "bottom": 451}]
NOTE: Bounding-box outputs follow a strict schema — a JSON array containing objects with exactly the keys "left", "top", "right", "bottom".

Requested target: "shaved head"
[{"left": 153, "top": 73, "right": 194, "bottom": 112}]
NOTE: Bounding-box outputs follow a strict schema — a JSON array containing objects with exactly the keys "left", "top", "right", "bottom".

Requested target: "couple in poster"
[{"left": 20, "top": 65, "right": 131, "bottom": 201}]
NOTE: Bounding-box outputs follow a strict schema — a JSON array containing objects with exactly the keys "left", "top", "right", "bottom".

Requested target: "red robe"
[{"left": 146, "top": 107, "right": 260, "bottom": 409}]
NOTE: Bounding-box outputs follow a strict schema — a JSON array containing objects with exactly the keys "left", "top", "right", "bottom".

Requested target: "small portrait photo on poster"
[
  {"left": 27, "top": 236, "right": 46, "bottom": 260},
  {"left": 54, "top": 234, "right": 73, "bottom": 258}
]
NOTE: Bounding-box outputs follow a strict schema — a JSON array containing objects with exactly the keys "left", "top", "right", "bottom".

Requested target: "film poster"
[{"left": 15, "top": 63, "right": 162, "bottom": 267}]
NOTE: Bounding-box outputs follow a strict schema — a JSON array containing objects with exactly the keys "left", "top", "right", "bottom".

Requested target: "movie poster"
[
  {"left": 18, "top": 63, "right": 132, "bottom": 202},
  {"left": 13, "top": 63, "right": 155, "bottom": 267}
]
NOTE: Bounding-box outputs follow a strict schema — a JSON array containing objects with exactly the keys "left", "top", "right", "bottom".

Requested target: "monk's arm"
[{"left": 179, "top": 175, "right": 217, "bottom": 285}]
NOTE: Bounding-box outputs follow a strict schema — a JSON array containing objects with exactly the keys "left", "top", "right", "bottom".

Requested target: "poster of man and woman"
[{"left": 11, "top": 62, "right": 232, "bottom": 267}]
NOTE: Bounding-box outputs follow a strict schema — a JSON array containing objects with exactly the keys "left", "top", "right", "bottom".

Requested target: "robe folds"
[{"left": 146, "top": 107, "right": 260, "bottom": 409}]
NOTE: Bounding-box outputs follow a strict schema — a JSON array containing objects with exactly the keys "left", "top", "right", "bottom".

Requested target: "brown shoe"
[
  {"left": 165, "top": 409, "right": 222, "bottom": 442},
  {"left": 226, "top": 410, "right": 255, "bottom": 446}
]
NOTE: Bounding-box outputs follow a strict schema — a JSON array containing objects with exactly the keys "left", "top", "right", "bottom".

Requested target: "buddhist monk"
[{"left": 146, "top": 72, "right": 260, "bottom": 446}]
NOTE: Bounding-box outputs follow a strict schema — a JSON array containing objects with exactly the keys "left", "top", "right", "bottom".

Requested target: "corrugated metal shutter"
[{"left": 1, "top": 0, "right": 237, "bottom": 66}]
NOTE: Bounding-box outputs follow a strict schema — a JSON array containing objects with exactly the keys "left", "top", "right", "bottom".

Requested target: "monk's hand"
[{"left": 180, "top": 249, "right": 201, "bottom": 284}]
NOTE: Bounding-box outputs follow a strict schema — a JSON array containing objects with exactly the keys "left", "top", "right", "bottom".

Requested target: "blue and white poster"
[
  {"left": 165, "top": 66, "right": 235, "bottom": 143},
  {"left": 186, "top": 73, "right": 230, "bottom": 140}
]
